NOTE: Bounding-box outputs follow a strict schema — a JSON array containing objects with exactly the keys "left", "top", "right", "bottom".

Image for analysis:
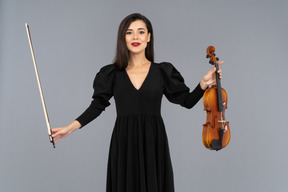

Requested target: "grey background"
[{"left": 1, "top": 0, "right": 287, "bottom": 191}]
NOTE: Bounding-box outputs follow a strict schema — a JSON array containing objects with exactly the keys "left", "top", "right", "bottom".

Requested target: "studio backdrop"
[{"left": 1, "top": 0, "right": 287, "bottom": 192}]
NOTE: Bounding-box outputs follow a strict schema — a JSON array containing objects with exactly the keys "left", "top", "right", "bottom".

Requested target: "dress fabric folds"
[{"left": 76, "top": 62, "right": 205, "bottom": 192}]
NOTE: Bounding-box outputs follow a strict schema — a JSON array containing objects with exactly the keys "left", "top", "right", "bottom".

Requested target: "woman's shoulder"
[
  {"left": 153, "top": 61, "right": 177, "bottom": 73},
  {"left": 93, "top": 64, "right": 118, "bottom": 82},
  {"left": 96, "top": 64, "right": 123, "bottom": 78},
  {"left": 154, "top": 61, "right": 185, "bottom": 82},
  {"left": 154, "top": 61, "right": 173, "bottom": 67},
  {"left": 99, "top": 63, "right": 117, "bottom": 74}
]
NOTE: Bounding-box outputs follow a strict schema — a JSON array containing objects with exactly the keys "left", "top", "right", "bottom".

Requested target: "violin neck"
[{"left": 215, "top": 62, "right": 224, "bottom": 112}]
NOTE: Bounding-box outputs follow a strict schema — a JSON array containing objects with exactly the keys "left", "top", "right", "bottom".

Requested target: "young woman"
[{"left": 51, "top": 13, "right": 222, "bottom": 192}]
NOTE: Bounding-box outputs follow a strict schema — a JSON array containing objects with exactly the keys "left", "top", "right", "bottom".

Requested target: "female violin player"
[{"left": 51, "top": 13, "right": 223, "bottom": 192}]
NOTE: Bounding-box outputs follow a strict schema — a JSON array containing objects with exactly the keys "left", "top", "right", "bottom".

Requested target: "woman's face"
[{"left": 125, "top": 20, "right": 151, "bottom": 55}]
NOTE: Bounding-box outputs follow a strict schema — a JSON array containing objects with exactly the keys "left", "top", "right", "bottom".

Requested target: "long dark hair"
[{"left": 113, "top": 13, "right": 154, "bottom": 69}]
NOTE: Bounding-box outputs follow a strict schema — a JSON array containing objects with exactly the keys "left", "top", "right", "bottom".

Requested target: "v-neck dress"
[{"left": 76, "top": 62, "right": 205, "bottom": 192}]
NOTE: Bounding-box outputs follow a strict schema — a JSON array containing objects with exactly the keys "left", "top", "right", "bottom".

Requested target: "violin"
[{"left": 202, "top": 46, "right": 230, "bottom": 151}]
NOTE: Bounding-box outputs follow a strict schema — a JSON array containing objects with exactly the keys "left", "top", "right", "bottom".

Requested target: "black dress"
[{"left": 76, "top": 62, "right": 205, "bottom": 192}]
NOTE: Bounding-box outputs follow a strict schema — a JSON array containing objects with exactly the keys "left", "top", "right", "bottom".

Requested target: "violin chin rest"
[{"left": 210, "top": 140, "right": 222, "bottom": 151}]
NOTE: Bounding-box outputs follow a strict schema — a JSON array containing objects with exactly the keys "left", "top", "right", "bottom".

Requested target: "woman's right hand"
[{"left": 50, "top": 120, "right": 81, "bottom": 144}]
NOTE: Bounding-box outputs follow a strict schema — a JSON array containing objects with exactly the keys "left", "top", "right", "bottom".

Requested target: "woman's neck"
[{"left": 128, "top": 53, "right": 150, "bottom": 67}]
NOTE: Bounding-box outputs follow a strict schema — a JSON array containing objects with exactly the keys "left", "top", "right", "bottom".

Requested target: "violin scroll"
[{"left": 206, "top": 46, "right": 219, "bottom": 65}]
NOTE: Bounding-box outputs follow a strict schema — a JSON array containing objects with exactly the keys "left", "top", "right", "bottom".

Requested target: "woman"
[{"left": 51, "top": 13, "right": 223, "bottom": 192}]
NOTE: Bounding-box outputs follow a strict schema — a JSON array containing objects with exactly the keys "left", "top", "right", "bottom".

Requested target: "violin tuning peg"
[
  {"left": 209, "top": 60, "right": 214, "bottom": 64},
  {"left": 216, "top": 57, "right": 219, "bottom": 61},
  {"left": 213, "top": 53, "right": 216, "bottom": 56},
  {"left": 206, "top": 54, "right": 210, "bottom": 58}
]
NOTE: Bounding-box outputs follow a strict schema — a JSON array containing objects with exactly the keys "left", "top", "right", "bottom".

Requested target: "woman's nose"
[{"left": 133, "top": 33, "right": 139, "bottom": 39}]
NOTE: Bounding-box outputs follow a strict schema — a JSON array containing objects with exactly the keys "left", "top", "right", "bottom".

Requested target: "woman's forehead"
[{"left": 127, "top": 20, "right": 147, "bottom": 30}]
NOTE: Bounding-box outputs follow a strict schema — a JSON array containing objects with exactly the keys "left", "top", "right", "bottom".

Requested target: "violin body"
[
  {"left": 202, "top": 46, "right": 230, "bottom": 151},
  {"left": 202, "top": 85, "right": 230, "bottom": 150}
]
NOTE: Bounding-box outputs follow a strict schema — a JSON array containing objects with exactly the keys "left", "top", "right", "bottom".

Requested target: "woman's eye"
[
  {"left": 126, "top": 31, "right": 132, "bottom": 35},
  {"left": 139, "top": 31, "right": 145, "bottom": 34}
]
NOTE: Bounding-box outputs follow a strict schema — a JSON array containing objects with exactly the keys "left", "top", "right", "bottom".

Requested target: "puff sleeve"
[
  {"left": 76, "top": 64, "right": 116, "bottom": 128},
  {"left": 160, "top": 62, "right": 205, "bottom": 109}
]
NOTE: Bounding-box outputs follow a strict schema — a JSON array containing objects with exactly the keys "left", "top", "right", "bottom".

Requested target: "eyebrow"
[{"left": 126, "top": 28, "right": 146, "bottom": 31}]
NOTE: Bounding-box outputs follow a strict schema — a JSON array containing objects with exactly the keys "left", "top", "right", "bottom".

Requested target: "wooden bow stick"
[{"left": 25, "top": 23, "right": 55, "bottom": 148}]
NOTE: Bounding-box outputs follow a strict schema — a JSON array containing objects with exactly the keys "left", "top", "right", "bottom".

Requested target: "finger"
[
  {"left": 52, "top": 131, "right": 60, "bottom": 138},
  {"left": 48, "top": 130, "right": 54, "bottom": 139},
  {"left": 50, "top": 128, "right": 57, "bottom": 135},
  {"left": 52, "top": 132, "right": 59, "bottom": 138},
  {"left": 54, "top": 137, "right": 60, "bottom": 145},
  {"left": 218, "top": 61, "right": 224, "bottom": 66},
  {"left": 217, "top": 69, "right": 222, "bottom": 78},
  {"left": 51, "top": 127, "right": 62, "bottom": 137}
]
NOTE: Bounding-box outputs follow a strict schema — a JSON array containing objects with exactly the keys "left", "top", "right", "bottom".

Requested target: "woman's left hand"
[{"left": 200, "top": 61, "right": 223, "bottom": 90}]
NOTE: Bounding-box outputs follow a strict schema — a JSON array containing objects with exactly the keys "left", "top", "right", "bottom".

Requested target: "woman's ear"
[{"left": 148, "top": 32, "right": 151, "bottom": 42}]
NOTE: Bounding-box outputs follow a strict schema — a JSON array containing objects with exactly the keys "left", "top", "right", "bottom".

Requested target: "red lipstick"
[{"left": 132, "top": 42, "right": 141, "bottom": 47}]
